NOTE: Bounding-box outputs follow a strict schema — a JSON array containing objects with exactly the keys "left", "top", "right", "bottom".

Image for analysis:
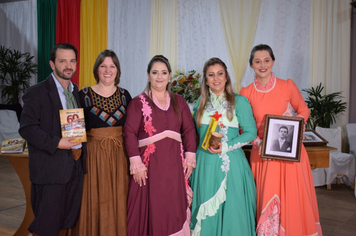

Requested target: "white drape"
[
  {"left": 107, "top": 0, "right": 152, "bottom": 97},
  {"left": 0, "top": 0, "right": 37, "bottom": 103},
  {"left": 0, "top": 0, "right": 352, "bottom": 132},
  {"left": 241, "top": 0, "right": 311, "bottom": 92},
  {"left": 151, "top": 0, "right": 177, "bottom": 74},
  {"left": 310, "top": 0, "right": 351, "bottom": 128},
  {"left": 177, "top": 0, "right": 234, "bottom": 84},
  {"left": 219, "top": 0, "right": 262, "bottom": 93}
]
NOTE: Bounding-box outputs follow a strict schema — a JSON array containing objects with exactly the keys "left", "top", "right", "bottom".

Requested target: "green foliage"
[
  {"left": 302, "top": 83, "right": 346, "bottom": 130},
  {"left": 0, "top": 46, "right": 37, "bottom": 104}
]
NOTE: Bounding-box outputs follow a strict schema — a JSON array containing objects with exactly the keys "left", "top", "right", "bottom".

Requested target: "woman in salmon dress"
[{"left": 240, "top": 44, "right": 322, "bottom": 236}]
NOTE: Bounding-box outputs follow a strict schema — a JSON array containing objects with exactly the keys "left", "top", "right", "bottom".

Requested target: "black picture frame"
[
  {"left": 261, "top": 115, "right": 304, "bottom": 162},
  {"left": 302, "top": 129, "right": 328, "bottom": 146}
]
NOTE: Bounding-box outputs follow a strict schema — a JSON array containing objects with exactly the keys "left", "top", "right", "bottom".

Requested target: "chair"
[
  {"left": 0, "top": 106, "right": 21, "bottom": 144},
  {"left": 346, "top": 124, "right": 356, "bottom": 157},
  {"left": 315, "top": 126, "right": 355, "bottom": 190},
  {"left": 346, "top": 123, "right": 356, "bottom": 197},
  {"left": 311, "top": 168, "right": 326, "bottom": 187}
]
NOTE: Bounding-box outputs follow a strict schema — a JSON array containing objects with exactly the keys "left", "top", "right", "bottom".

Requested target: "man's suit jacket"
[
  {"left": 19, "top": 75, "right": 86, "bottom": 185},
  {"left": 270, "top": 139, "right": 292, "bottom": 153}
]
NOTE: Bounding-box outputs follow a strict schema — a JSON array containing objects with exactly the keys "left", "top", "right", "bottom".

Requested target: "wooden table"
[
  {"left": 305, "top": 145, "right": 336, "bottom": 169},
  {"left": 243, "top": 145, "right": 337, "bottom": 169},
  {"left": 0, "top": 150, "right": 33, "bottom": 236}
]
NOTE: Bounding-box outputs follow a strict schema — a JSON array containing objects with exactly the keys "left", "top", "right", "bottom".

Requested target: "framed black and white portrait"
[
  {"left": 302, "top": 129, "right": 328, "bottom": 146},
  {"left": 261, "top": 115, "right": 304, "bottom": 162}
]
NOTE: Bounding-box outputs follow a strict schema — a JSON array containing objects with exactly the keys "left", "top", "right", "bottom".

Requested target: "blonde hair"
[{"left": 196, "top": 58, "right": 235, "bottom": 127}]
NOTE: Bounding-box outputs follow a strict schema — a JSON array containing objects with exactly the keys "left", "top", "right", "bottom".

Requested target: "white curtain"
[
  {"left": 177, "top": 0, "right": 234, "bottom": 84},
  {"left": 151, "top": 0, "right": 177, "bottom": 74},
  {"left": 309, "top": 0, "right": 351, "bottom": 128},
  {"left": 0, "top": 0, "right": 37, "bottom": 103},
  {"left": 108, "top": 0, "right": 151, "bottom": 97},
  {"left": 1, "top": 0, "right": 351, "bottom": 124},
  {"left": 219, "top": 0, "right": 262, "bottom": 93},
  {"left": 241, "top": 0, "right": 311, "bottom": 92}
]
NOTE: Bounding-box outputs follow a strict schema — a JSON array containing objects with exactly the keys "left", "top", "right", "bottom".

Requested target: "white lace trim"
[
  {"left": 219, "top": 153, "right": 230, "bottom": 173},
  {"left": 218, "top": 125, "right": 230, "bottom": 173},
  {"left": 219, "top": 125, "right": 228, "bottom": 143},
  {"left": 227, "top": 142, "right": 250, "bottom": 151}
]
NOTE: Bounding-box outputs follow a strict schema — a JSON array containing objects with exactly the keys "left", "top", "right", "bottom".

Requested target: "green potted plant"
[
  {"left": 302, "top": 83, "right": 347, "bottom": 130},
  {"left": 0, "top": 46, "right": 37, "bottom": 105}
]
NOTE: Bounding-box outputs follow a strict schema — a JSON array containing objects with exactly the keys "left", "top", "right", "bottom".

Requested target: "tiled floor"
[
  {"left": 0, "top": 156, "right": 355, "bottom": 236},
  {"left": 0, "top": 156, "right": 25, "bottom": 236},
  {"left": 315, "top": 184, "right": 356, "bottom": 235}
]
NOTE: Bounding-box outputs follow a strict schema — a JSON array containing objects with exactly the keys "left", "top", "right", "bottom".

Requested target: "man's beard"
[{"left": 55, "top": 66, "right": 76, "bottom": 80}]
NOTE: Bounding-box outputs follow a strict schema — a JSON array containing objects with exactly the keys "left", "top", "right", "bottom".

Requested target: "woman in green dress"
[{"left": 190, "top": 57, "right": 257, "bottom": 236}]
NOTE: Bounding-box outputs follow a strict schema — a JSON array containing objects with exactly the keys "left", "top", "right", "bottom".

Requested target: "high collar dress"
[{"left": 240, "top": 75, "right": 322, "bottom": 236}]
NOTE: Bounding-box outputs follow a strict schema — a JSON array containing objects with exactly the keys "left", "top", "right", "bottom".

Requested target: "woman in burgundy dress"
[{"left": 124, "top": 55, "right": 197, "bottom": 235}]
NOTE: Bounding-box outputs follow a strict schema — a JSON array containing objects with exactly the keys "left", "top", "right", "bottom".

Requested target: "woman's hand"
[
  {"left": 208, "top": 142, "right": 222, "bottom": 154},
  {"left": 253, "top": 138, "right": 262, "bottom": 155},
  {"left": 184, "top": 165, "right": 193, "bottom": 179},
  {"left": 256, "top": 139, "right": 271, "bottom": 160},
  {"left": 133, "top": 170, "right": 147, "bottom": 187},
  {"left": 257, "top": 140, "right": 272, "bottom": 161},
  {"left": 258, "top": 145, "right": 262, "bottom": 155}
]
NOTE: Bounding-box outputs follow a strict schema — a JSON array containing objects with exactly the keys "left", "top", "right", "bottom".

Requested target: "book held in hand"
[
  {"left": 60, "top": 108, "right": 87, "bottom": 143},
  {"left": 201, "top": 111, "right": 222, "bottom": 150},
  {"left": 1, "top": 137, "right": 26, "bottom": 153}
]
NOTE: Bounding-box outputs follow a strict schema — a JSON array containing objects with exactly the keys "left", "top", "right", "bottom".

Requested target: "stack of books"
[{"left": 1, "top": 137, "right": 26, "bottom": 154}]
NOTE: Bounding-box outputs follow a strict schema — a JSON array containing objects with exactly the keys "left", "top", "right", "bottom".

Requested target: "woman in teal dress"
[{"left": 190, "top": 57, "right": 257, "bottom": 236}]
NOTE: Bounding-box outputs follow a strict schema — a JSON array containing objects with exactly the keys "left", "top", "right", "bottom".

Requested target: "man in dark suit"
[
  {"left": 270, "top": 126, "right": 292, "bottom": 152},
  {"left": 19, "top": 43, "right": 86, "bottom": 236}
]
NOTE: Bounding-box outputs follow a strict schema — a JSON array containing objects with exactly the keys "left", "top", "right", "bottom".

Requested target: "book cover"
[
  {"left": 1, "top": 137, "right": 25, "bottom": 153},
  {"left": 60, "top": 108, "right": 87, "bottom": 143}
]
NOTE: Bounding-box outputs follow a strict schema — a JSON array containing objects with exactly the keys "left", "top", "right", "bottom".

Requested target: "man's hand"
[{"left": 57, "top": 137, "right": 80, "bottom": 149}]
